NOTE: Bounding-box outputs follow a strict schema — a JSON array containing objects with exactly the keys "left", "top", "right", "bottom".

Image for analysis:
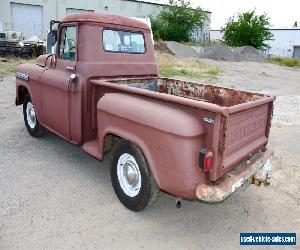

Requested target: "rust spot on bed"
[
  {"left": 218, "top": 116, "right": 228, "bottom": 155},
  {"left": 157, "top": 79, "right": 262, "bottom": 107},
  {"left": 112, "top": 77, "right": 264, "bottom": 107}
]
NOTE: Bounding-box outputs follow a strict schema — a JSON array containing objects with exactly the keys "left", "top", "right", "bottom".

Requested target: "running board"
[{"left": 82, "top": 139, "right": 102, "bottom": 160}]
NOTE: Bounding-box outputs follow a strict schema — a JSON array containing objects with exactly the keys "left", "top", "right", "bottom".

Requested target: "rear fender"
[{"left": 97, "top": 93, "right": 209, "bottom": 198}]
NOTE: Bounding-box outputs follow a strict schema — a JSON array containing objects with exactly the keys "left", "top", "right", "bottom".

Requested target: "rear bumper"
[{"left": 196, "top": 150, "right": 273, "bottom": 202}]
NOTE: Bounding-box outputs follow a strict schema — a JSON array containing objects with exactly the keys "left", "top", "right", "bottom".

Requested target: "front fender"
[
  {"left": 16, "top": 63, "right": 46, "bottom": 121},
  {"left": 97, "top": 93, "right": 209, "bottom": 198}
]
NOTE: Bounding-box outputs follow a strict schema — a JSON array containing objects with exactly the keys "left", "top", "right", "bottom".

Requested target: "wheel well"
[
  {"left": 17, "top": 86, "right": 29, "bottom": 105},
  {"left": 103, "top": 132, "right": 160, "bottom": 190},
  {"left": 103, "top": 133, "right": 123, "bottom": 154}
]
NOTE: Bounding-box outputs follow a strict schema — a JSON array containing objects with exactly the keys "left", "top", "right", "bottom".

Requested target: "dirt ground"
[{"left": 0, "top": 60, "right": 299, "bottom": 250}]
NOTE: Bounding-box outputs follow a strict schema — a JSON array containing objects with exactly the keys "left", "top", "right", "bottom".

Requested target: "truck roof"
[{"left": 61, "top": 13, "right": 150, "bottom": 30}]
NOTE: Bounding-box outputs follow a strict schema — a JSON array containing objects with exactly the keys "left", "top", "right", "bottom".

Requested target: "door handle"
[
  {"left": 66, "top": 66, "right": 74, "bottom": 72},
  {"left": 69, "top": 73, "right": 78, "bottom": 84}
]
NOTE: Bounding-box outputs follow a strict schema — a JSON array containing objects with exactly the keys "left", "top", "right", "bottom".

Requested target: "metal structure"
[
  {"left": 0, "top": 0, "right": 211, "bottom": 41},
  {"left": 210, "top": 28, "right": 300, "bottom": 58},
  {"left": 0, "top": 31, "right": 44, "bottom": 57}
]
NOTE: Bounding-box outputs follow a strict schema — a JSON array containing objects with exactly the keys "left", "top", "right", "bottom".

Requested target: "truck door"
[{"left": 40, "top": 25, "right": 77, "bottom": 140}]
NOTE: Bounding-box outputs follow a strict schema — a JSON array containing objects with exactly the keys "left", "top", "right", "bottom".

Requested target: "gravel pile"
[
  {"left": 200, "top": 44, "right": 239, "bottom": 61},
  {"left": 200, "top": 44, "right": 266, "bottom": 62},
  {"left": 161, "top": 41, "right": 266, "bottom": 62},
  {"left": 165, "top": 41, "right": 199, "bottom": 58},
  {"left": 235, "top": 45, "right": 266, "bottom": 62}
]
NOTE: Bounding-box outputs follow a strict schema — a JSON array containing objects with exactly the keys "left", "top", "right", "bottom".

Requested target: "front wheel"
[
  {"left": 110, "top": 141, "right": 160, "bottom": 212},
  {"left": 23, "top": 96, "right": 46, "bottom": 137}
]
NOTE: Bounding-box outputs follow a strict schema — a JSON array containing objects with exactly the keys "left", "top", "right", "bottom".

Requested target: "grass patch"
[
  {"left": 268, "top": 56, "right": 300, "bottom": 67},
  {"left": 0, "top": 57, "right": 36, "bottom": 77},
  {"left": 0, "top": 53, "right": 223, "bottom": 81},
  {"left": 156, "top": 51, "right": 222, "bottom": 80}
]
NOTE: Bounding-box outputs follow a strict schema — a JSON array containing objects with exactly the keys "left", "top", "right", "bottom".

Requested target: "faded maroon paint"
[
  {"left": 15, "top": 13, "right": 275, "bottom": 199},
  {"left": 16, "top": 14, "right": 157, "bottom": 144},
  {"left": 62, "top": 13, "right": 149, "bottom": 30},
  {"left": 91, "top": 78, "right": 275, "bottom": 185},
  {"left": 97, "top": 93, "right": 207, "bottom": 197}
]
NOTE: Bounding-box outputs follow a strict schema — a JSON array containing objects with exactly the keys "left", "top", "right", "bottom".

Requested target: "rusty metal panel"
[
  {"left": 196, "top": 150, "right": 273, "bottom": 202},
  {"left": 157, "top": 78, "right": 264, "bottom": 107},
  {"left": 108, "top": 77, "right": 275, "bottom": 182},
  {"left": 111, "top": 77, "right": 266, "bottom": 107},
  {"left": 222, "top": 104, "right": 270, "bottom": 174}
]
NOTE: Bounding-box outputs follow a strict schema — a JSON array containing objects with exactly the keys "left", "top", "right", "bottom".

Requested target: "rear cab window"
[{"left": 103, "top": 29, "right": 145, "bottom": 54}]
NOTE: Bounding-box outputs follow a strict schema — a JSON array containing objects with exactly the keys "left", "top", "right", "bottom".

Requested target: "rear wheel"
[
  {"left": 110, "top": 141, "right": 160, "bottom": 212},
  {"left": 23, "top": 96, "right": 46, "bottom": 137}
]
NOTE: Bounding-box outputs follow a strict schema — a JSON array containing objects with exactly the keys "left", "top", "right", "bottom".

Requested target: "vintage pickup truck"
[{"left": 15, "top": 13, "right": 275, "bottom": 211}]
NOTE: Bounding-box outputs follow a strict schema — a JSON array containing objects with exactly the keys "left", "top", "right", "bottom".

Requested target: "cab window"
[
  {"left": 59, "top": 26, "right": 77, "bottom": 60},
  {"left": 103, "top": 29, "right": 145, "bottom": 54}
]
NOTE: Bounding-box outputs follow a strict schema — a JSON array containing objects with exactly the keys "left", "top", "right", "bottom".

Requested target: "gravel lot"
[{"left": 0, "top": 61, "right": 299, "bottom": 249}]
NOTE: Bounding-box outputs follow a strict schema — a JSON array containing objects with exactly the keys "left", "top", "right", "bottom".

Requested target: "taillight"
[{"left": 199, "top": 149, "right": 214, "bottom": 172}]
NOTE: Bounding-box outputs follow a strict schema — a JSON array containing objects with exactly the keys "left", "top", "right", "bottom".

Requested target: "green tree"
[
  {"left": 150, "top": 0, "right": 207, "bottom": 42},
  {"left": 222, "top": 10, "right": 273, "bottom": 50}
]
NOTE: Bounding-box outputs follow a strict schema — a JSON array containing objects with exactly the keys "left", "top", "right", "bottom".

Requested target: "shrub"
[
  {"left": 150, "top": 0, "right": 207, "bottom": 42},
  {"left": 222, "top": 10, "right": 273, "bottom": 50}
]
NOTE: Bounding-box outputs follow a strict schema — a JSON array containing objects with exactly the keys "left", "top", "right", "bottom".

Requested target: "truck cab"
[{"left": 17, "top": 13, "right": 157, "bottom": 143}]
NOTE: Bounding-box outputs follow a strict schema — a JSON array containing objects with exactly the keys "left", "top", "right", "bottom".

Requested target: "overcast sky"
[{"left": 157, "top": 0, "right": 300, "bottom": 29}]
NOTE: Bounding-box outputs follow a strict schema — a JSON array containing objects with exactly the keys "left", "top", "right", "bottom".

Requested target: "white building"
[
  {"left": 0, "top": 0, "right": 211, "bottom": 42},
  {"left": 210, "top": 29, "right": 300, "bottom": 58}
]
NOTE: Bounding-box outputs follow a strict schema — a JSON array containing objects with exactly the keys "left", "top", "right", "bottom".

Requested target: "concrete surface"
[{"left": 1, "top": 61, "right": 300, "bottom": 249}]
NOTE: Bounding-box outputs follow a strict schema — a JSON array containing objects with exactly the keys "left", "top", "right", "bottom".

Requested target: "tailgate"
[{"left": 222, "top": 103, "right": 271, "bottom": 173}]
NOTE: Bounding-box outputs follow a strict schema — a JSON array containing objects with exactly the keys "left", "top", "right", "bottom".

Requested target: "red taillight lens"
[
  {"left": 204, "top": 150, "right": 213, "bottom": 172},
  {"left": 199, "top": 149, "right": 214, "bottom": 172}
]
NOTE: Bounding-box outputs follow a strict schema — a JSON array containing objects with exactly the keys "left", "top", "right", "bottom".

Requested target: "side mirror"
[
  {"left": 47, "top": 20, "right": 60, "bottom": 54},
  {"left": 46, "top": 31, "right": 57, "bottom": 54}
]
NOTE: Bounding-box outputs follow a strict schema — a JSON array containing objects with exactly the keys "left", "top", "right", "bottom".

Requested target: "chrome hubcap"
[
  {"left": 117, "top": 153, "right": 141, "bottom": 197},
  {"left": 26, "top": 102, "right": 36, "bottom": 129}
]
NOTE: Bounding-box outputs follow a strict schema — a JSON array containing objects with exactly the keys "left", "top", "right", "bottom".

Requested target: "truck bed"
[
  {"left": 91, "top": 77, "right": 275, "bottom": 181},
  {"left": 113, "top": 77, "right": 264, "bottom": 107}
]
